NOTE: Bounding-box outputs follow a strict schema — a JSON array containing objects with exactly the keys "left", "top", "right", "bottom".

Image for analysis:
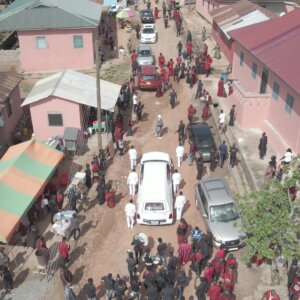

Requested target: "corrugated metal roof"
[
  {"left": 229, "top": 9, "right": 300, "bottom": 94},
  {"left": 0, "top": 68, "right": 22, "bottom": 103},
  {"left": 22, "top": 69, "right": 121, "bottom": 112},
  {"left": 0, "top": 0, "right": 102, "bottom": 31}
]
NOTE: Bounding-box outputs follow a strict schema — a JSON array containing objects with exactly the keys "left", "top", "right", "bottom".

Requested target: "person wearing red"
[
  {"left": 154, "top": 6, "right": 159, "bottom": 19},
  {"left": 219, "top": 286, "right": 236, "bottom": 300},
  {"left": 177, "top": 218, "right": 188, "bottom": 244},
  {"left": 225, "top": 254, "right": 238, "bottom": 273},
  {"left": 203, "top": 262, "right": 215, "bottom": 283},
  {"left": 178, "top": 239, "right": 192, "bottom": 266},
  {"left": 215, "top": 244, "right": 226, "bottom": 259},
  {"left": 203, "top": 43, "right": 208, "bottom": 55},
  {"left": 262, "top": 289, "right": 281, "bottom": 300},
  {"left": 201, "top": 103, "right": 209, "bottom": 121},
  {"left": 186, "top": 40, "right": 193, "bottom": 58},
  {"left": 158, "top": 53, "right": 165, "bottom": 68},
  {"left": 187, "top": 104, "right": 197, "bottom": 123},
  {"left": 131, "top": 50, "right": 137, "bottom": 63},
  {"left": 289, "top": 276, "right": 300, "bottom": 299},
  {"left": 105, "top": 186, "right": 116, "bottom": 208},
  {"left": 205, "top": 55, "right": 213, "bottom": 77},
  {"left": 207, "top": 280, "right": 222, "bottom": 300},
  {"left": 176, "top": 56, "right": 182, "bottom": 66},
  {"left": 58, "top": 237, "right": 70, "bottom": 263},
  {"left": 156, "top": 82, "right": 163, "bottom": 97},
  {"left": 36, "top": 236, "right": 47, "bottom": 250},
  {"left": 55, "top": 191, "right": 64, "bottom": 211},
  {"left": 191, "top": 66, "right": 197, "bottom": 84},
  {"left": 212, "top": 256, "right": 225, "bottom": 281},
  {"left": 223, "top": 265, "right": 237, "bottom": 292},
  {"left": 217, "top": 78, "right": 225, "bottom": 97},
  {"left": 167, "top": 59, "right": 174, "bottom": 77}
]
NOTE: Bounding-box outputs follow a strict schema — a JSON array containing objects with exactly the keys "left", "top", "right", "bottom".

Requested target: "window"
[
  {"left": 239, "top": 52, "right": 244, "bottom": 66},
  {"left": 5, "top": 97, "right": 12, "bottom": 117},
  {"left": 251, "top": 63, "right": 257, "bottom": 79},
  {"left": 36, "top": 36, "right": 47, "bottom": 49},
  {"left": 217, "top": 26, "right": 221, "bottom": 36},
  {"left": 73, "top": 35, "right": 83, "bottom": 48},
  {"left": 272, "top": 82, "right": 280, "bottom": 100},
  {"left": 285, "top": 94, "right": 294, "bottom": 114},
  {"left": 48, "top": 113, "right": 63, "bottom": 126}
]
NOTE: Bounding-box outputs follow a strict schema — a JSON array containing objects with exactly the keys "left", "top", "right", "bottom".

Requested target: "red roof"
[{"left": 229, "top": 9, "right": 300, "bottom": 94}]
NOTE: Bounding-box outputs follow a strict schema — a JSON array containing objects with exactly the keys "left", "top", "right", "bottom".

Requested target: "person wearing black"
[
  {"left": 0, "top": 266, "right": 14, "bottom": 291},
  {"left": 131, "top": 238, "right": 143, "bottom": 264},
  {"left": 97, "top": 175, "right": 106, "bottom": 205},
  {"left": 101, "top": 273, "right": 115, "bottom": 300},
  {"left": 48, "top": 195, "right": 58, "bottom": 224},
  {"left": 258, "top": 132, "right": 268, "bottom": 159},
  {"left": 176, "top": 120, "right": 185, "bottom": 144},
  {"left": 68, "top": 185, "right": 77, "bottom": 212},
  {"left": 161, "top": 282, "right": 176, "bottom": 299},
  {"left": 136, "top": 102, "right": 143, "bottom": 122},
  {"left": 186, "top": 30, "right": 192, "bottom": 42},
  {"left": 114, "top": 275, "right": 127, "bottom": 300},
  {"left": 203, "top": 232, "right": 213, "bottom": 259},
  {"left": 195, "top": 277, "right": 209, "bottom": 300},
  {"left": 147, "top": 283, "right": 159, "bottom": 300},
  {"left": 229, "top": 143, "right": 238, "bottom": 168},
  {"left": 197, "top": 239, "right": 209, "bottom": 271},
  {"left": 173, "top": 65, "right": 179, "bottom": 83},
  {"left": 167, "top": 252, "right": 179, "bottom": 285},
  {"left": 288, "top": 259, "right": 299, "bottom": 289},
  {"left": 129, "top": 275, "right": 141, "bottom": 299},
  {"left": 85, "top": 163, "right": 92, "bottom": 189},
  {"left": 177, "top": 41, "right": 183, "bottom": 57},
  {"left": 157, "top": 237, "right": 167, "bottom": 265},
  {"left": 143, "top": 269, "right": 156, "bottom": 290},
  {"left": 84, "top": 278, "right": 96, "bottom": 300},
  {"left": 169, "top": 89, "right": 177, "bottom": 109},
  {"left": 126, "top": 252, "right": 137, "bottom": 278},
  {"left": 195, "top": 152, "right": 204, "bottom": 180},
  {"left": 228, "top": 105, "right": 236, "bottom": 126},
  {"left": 210, "top": 148, "right": 218, "bottom": 172},
  {"left": 177, "top": 270, "right": 187, "bottom": 300},
  {"left": 156, "top": 268, "right": 167, "bottom": 292},
  {"left": 164, "top": 16, "right": 168, "bottom": 28}
]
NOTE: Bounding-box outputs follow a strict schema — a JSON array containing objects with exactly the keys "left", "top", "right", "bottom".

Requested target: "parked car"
[
  {"left": 108, "top": 4, "right": 125, "bottom": 16},
  {"left": 187, "top": 123, "right": 216, "bottom": 162},
  {"left": 140, "top": 9, "right": 155, "bottom": 23},
  {"left": 137, "top": 65, "right": 161, "bottom": 90},
  {"left": 136, "top": 44, "right": 155, "bottom": 66},
  {"left": 136, "top": 152, "right": 173, "bottom": 225},
  {"left": 195, "top": 177, "right": 246, "bottom": 250},
  {"left": 140, "top": 24, "right": 157, "bottom": 43}
]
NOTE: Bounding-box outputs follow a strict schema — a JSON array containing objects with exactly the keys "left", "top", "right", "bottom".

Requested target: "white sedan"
[{"left": 140, "top": 24, "right": 157, "bottom": 44}]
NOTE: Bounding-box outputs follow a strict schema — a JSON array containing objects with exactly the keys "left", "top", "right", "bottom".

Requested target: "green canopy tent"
[{"left": 0, "top": 139, "right": 64, "bottom": 243}]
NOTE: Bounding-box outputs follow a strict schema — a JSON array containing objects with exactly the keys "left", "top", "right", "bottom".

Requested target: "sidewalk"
[{"left": 180, "top": 6, "right": 280, "bottom": 192}]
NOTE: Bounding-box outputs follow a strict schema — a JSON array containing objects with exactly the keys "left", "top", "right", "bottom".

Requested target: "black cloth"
[
  {"left": 156, "top": 274, "right": 166, "bottom": 292},
  {"left": 157, "top": 242, "right": 167, "bottom": 257},
  {"left": 196, "top": 281, "right": 209, "bottom": 300},
  {"left": 147, "top": 286, "right": 159, "bottom": 299},
  {"left": 84, "top": 282, "right": 96, "bottom": 298},
  {"left": 161, "top": 286, "right": 175, "bottom": 300},
  {"left": 177, "top": 272, "right": 187, "bottom": 286},
  {"left": 258, "top": 136, "right": 268, "bottom": 157},
  {"left": 101, "top": 276, "right": 114, "bottom": 289}
]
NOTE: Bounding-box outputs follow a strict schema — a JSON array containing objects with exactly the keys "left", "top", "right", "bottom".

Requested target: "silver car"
[
  {"left": 195, "top": 177, "right": 246, "bottom": 250},
  {"left": 136, "top": 44, "right": 155, "bottom": 66}
]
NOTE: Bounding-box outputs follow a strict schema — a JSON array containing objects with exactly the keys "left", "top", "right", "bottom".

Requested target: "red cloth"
[
  {"left": 217, "top": 79, "right": 224, "bottom": 97},
  {"left": 56, "top": 193, "right": 64, "bottom": 210},
  {"left": 212, "top": 257, "right": 224, "bottom": 274},
  {"left": 58, "top": 241, "right": 70, "bottom": 258},
  {"left": 204, "top": 265, "right": 215, "bottom": 283},
  {"left": 223, "top": 271, "right": 236, "bottom": 291},
  {"left": 167, "top": 60, "right": 174, "bottom": 77},
  {"left": 154, "top": 7, "right": 158, "bottom": 19},
  {"left": 156, "top": 84, "right": 163, "bottom": 97},
  {"left": 188, "top": 105, "right": 197, "bottom": 117},
  {"left": 264, "top": 290, "right": 281, "bottom": 300},
  {"left": 202, "top": 104, "right": 209, "bottom": 121},
  {"left": 105, "top": 190, "right": 116, "bottom": 208},
  {"left": 203, "top": 43, "right": 208, "bottom": 55},
  {"left": 225, "top": 257, "right": 237, "bottom": 273},
  {"left": 207, "top": 284, "right": 222, "bottom": 300},
  {"left": 290, "top": 278, "right": 300, "bottom": 296},
  {"left": 131, "top": 53, "right": 137, "bottom": 62},
  {"left": 187, "top": 44, "right": 192, "bottom": 56},
  {"left": 178, "top": 243, "right": 192, "bottom": 266},
  {"left": 177, "top": 56, "right": 182, "bottom": 65},
  {"left": 158, "top": 55, "right": 165, "bottom": 68}
]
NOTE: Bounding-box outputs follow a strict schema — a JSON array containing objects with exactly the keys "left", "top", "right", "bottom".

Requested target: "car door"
[{"left": 196, "top": 184, "right": 210, "bottom": 231}]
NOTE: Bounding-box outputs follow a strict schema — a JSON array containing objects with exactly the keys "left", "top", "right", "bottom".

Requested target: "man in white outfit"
[
  {"left": 127, "top": 168, "right": 138, "bottom": 196},
  {"left": 128, "top": 145, "right": 138, "bottom": 170},
  {"left": 176, "top": 143, "right": 185, "bottom": 167},
  {"left": 125, "top": 199, "right": 136, "bottom": 229},
  {"left": 174, "top": 191, "right": 186, "bottom": 220},
  {"left": 172, "top": 169, "right": 181, "bottom": 194}
]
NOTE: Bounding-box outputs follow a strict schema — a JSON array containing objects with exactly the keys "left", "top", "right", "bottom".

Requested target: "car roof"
[
  {"left": 138, "top": 44, "right": 152, "bottom": 50},
  {"left": 190, "top": 123, "right": 212, "bottom": 136},
  {"left": 200, "top": 177, "right": 234, "bottom": 206},
  {"left": 141, "top": 151, "right": 170, "bottom": 163},
  {"left": 141, "top": 65, "right": 156, "bottom": 75}
]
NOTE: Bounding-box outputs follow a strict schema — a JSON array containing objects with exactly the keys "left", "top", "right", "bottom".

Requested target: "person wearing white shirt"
[
  {"left": 125, "top": 199, "right": 136, "bottom": 229},
  {"left": 128, "top": 145, "right": 138, "bottom": 170},
  {"left": 174, "top": 191, "right": 186, "bottom": 220},
  {"left": 127, "top": 168, "right": 139, "bottom": 196},
  {"left": 132, "top": 92, "right": 138, "bottom": 112},
  {"left": 41, "top": 195, "right": 49, "bottom": 216},
  {"left": 281, "top": 148, "right": 293, "bottom": 164},
  {"left": 218, "top": 109, "right": 226, "bottom": 129},
  {"left": 172, "top": 169, "right": 181, "bottom": 194},
  {"left": 176, "top": 143, "right": 185, "bottom": 167}
]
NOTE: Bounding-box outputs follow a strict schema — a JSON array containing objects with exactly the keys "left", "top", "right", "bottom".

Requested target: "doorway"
[{"left": 260, "top": 68, "right": 269, "bottom": 94}]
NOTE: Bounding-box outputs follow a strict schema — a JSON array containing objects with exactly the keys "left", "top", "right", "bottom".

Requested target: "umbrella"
[{"left": 116, "top": 9, "right": 135, "bottom": 19}]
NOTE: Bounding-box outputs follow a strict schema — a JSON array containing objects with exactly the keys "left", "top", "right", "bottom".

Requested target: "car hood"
[
  {"left": 141, "top": 33, "right": 155, "bottom": 37},
  {"left": 208, "top": 218, "right": 245, "bottom": 241},
  {"left": 137, "top": 56, "right": 153, "bottom": 64}
]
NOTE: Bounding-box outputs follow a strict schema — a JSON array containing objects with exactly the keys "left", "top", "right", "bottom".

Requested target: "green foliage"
[{"left": 239, "top": 161, "right": 300, "bottom": 262}]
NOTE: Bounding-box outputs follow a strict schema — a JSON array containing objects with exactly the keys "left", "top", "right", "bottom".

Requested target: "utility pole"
[{"left": 95, "top": 39, "right": 102, "bottom": 150}]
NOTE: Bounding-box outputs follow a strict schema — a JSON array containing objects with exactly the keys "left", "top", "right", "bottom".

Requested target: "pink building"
[
  {"left": 0, "top": 69, "right": 23, "bottom": 157},
  {"left": 0, "top": 0, "right": 102, "bottom": 73},
  {"left": 22, "top": 70, "right": 121, "bottom": 141},
  {"left": 196, "top": 0, "right": 293, "bottom": 24},
  {"left": 210, "top": 0, "right": 276, "bottom": 63},
  {"left": 226, "top": 9, "right": 300, "bottom": 154}
]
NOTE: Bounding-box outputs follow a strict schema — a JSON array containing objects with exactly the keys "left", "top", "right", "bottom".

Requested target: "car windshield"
[
  {"left": 139, "top": 50, "right": 151, "bottom": 57},
  {"left": 142, "top": 75, "right": 155, "bottom": 80},
  {"left": 142, "top": 11, "right": 152, "bottom": 16},
  {"left": 209, "top": 203, "right": 239, "bottom": 222},
  {"left": 143, "top": 28, "right": 154, "bottom": 34},
  {"left": 196, "top": 136, "right": 214, "bottom": 148},
  {"left": 145, "top": 202, "right": 164, "bottom": 211}
]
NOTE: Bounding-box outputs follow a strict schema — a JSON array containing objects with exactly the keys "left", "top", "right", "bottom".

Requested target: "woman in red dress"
[
  {"left": 154, "top": 7, "right": 159, "bottom": 19},
  {"left": 202, "top": 103, "right": 209, "bottom": 121},
  {"left": 105, "top": 187, "right": 116, "bottom": 208},
  {"left": 186, "top": 41, "right": 193, "bottom": 58},
  {"left": 167, "top": 59, "right": 174, "bottom": 77},
  {"left": 158, "top": 53, "right": 165, "bottom": 68},
  {"left": 176, "top": 56, "right": 182, "bottom": 66},
  {"left": 217, "top": 78, "right": 224, "bottom": 97},
  {"left": 155, "top": 82, "right": 163, "bottom": 97}
]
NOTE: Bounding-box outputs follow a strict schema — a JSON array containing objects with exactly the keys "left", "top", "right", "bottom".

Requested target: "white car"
[
  {"left": 140, "top": 24, "right": 157, "bottom": 44},
  {"left": 108, "top": 4, "right": 125, "bottom": 16}
]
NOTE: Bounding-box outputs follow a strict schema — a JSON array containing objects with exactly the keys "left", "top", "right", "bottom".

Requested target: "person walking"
[
  {"left": 195, "top": 277, "right": 210, "bottom": 300},
  {"left": 188, "top": 140, "right": 196, "bottom": 166},
  {"left": 0, "top": 266, "right": 14, "bottom": 292},
  {"left": 48, "top": 195, "right": 58, "bottom": 224},
  {"left": 125, "top": 199, "right": 136, "bottom": 229},
  {"left": 262, "top": 289, "right": 281, "bottom": 300},
  {"left": 176, "top": 143, "right": 185, "bottom": 167},
  {"left": 210, "top": 147, "right": 218, "bottom": 172},
  {"left": 156, "top": 238, "right": 167, "bottom": 265},
  {"left": 195, "top": 79, "right": 203, "bottom": 99},
  {"left": 172, "top": 169, "right": 181, "bottom": 194},
  {"left": 219, "top": 141, "right": 228, "bottom": 168},
  {"left": 175, "top": 191, "right": 186, "bottom": 221},
  {"left": 60, "top": 264, "right": 73, "bottom": 287},
  {"left": 258, "top": 132, "right": 268, "bottom": 159},
  {"left": 128, "top": 145, "right": 138, "bottom": 170},
  {"left": 229, "top": 143, "right": 238, "bottom": 168},
  {"left": 207, "top": 280, "right": 222, "bottom": 300},
  {"left": 169, "top": 88, "right": 177, "bottom": 109},
  {"left": 167, "top": 252, "right": 179, "bottom": 285},
  {"left": 58, "top": 237, "right": 71, "bottom": 264},
  {"left": 187, "top": 104, "right": 197, "bottom": 123},
  {"left": 195, "top": 152, "right": 204, "bottom": 180},
  {"left": 126, "top": 252, "right": 137, "bottom": 278},
  {"left": 228, "top": 105, "right": 236, "bottom": 126},
  {"left": 177, "top": 41, "right": 183, "bottom": 57},
  {"left": 84, "top": 278, "right": 96, "bottom": 300},
  {"left": 101, "top": 273, "right": 115, "bottom": 300},
  {"left": 176, "top": 120, "right": 185, "bottom": 144},
  {"left": 177, "top": 270, "right": 187, "bottom": 300},
  {"left": 155, "top": 115, "right": 164, "bottom": 137},
  {"left": 85, "top": 163, "right": 92, "bottom": 189},
  {"left": 127, "top": 169, "right": 138, "bottom": 196},
  {"left": 218, "top": 110, "right": 226, "bottom": 130}
]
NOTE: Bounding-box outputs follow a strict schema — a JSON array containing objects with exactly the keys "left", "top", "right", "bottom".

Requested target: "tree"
[{"left": 239, "top": 161, "right": 300, "bottom": 263}]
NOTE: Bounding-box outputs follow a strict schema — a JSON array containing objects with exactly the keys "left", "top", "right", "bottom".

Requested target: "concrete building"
[
  {"left": 226, "top": 9, "right": 300, "bottom": 154},
  {"left": 0, "top": 0, "right": 102, "bottom": 73}
]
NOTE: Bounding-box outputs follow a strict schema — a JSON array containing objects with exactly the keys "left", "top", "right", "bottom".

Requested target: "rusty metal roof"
[{"left": 0, "top": 67, "right": 22, "bottom": 103}]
